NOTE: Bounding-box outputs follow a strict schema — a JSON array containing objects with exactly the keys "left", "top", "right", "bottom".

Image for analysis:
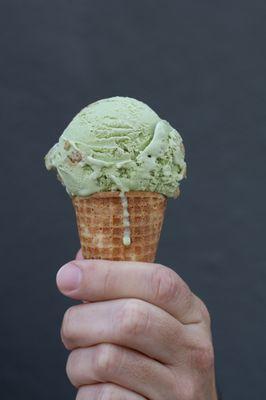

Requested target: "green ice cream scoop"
[{"left": 45, "top": 97, "right": 186, "bottom": 197}]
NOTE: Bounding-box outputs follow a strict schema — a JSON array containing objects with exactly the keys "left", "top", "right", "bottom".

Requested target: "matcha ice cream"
[{"left": 45, "top": 97, "right": 186, "bottom": 197}]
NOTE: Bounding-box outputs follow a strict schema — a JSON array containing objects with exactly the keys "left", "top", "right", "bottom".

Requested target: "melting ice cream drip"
[{"left": 119, "top": 192, "right": 131, "bottom": 246}]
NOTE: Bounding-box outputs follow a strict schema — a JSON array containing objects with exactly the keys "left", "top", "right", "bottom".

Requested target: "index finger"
[
  {"left": 57, "top": 259, "right": 206, "bottom": 325},
  {"left": 75, "top": 249, "right": 84, "bottom": 260}
]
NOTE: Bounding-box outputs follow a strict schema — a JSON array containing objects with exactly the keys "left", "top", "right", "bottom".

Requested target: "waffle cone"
[{"left": 72, "top": 191, "right": 168, "bottom": 262}]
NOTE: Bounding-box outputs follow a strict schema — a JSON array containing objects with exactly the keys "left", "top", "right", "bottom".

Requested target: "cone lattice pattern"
[{"left": 72, "top": 191, "right": 167, "bottom": 262}]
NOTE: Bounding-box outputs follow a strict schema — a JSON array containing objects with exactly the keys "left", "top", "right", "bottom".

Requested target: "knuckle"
[
  {"left": 61, "top": 306, "right": 76, "bottom": 348},
  {"left": 181, "top": 379, "right": 197, "bottom": 400},
  {"left": 151, "top": 265, "right": 181, "bottom": 304},
  {"left": 117, "top": 299, "right": 150, "bottom": 337},
  {"left": 66, "top": 349, "right": 82, "bottom": 387},
  {"left": 177, "top": 279, "right": 193, "bottom": 310},
  {"left": 171, "top": 372, "right": 196, "bottom": 400},
  {"left": 94, "top": 344, "right": 120, "bottom": 380},
  {"left": 168, "top": 374, "right": 183, "bottom": 399},
  {"left": 199, "top": 300, "right": 211, "bottom": 324},
  {"left": 191, "top": 341, "right": 215, "bottom": 371}
]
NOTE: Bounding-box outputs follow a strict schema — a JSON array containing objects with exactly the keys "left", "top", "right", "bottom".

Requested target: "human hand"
[{"left": 56, "top": 250, "right": 217, "bottom": 399}]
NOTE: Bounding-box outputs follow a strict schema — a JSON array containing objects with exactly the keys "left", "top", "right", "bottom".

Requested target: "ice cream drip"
[{"left": 119, "top": 191, "right": 131, "bottom": 246}]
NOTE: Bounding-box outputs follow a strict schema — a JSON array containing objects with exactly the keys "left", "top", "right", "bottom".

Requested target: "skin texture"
[{"left": 56, "top": 250, "right": 218, "bottom": 400}]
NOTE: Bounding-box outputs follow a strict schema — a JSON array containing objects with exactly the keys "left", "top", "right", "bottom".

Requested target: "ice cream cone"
[
  {"left": 45, "top": 98, "right": 186, "bottom": 261},
  {"left": 72, "top": 191, "right": 169, "bottom": 262}
]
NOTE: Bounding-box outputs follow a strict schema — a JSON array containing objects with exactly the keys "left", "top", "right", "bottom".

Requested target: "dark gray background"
[{"left": 1, "top": 0, "right": 265, "bottom": 399}]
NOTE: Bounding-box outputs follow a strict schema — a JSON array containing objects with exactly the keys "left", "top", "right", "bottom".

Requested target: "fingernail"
[{"left": 56, "top": 263, "right": 82, "bottom": 292}]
